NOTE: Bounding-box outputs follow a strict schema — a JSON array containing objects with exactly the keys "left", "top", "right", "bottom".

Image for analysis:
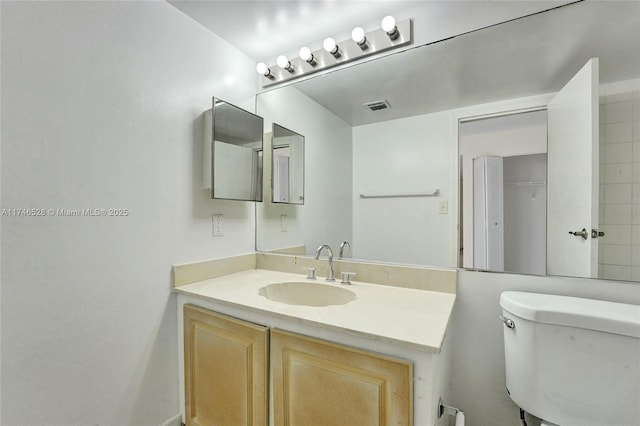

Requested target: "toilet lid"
[{"left": 500, "top": 291, "right": 640, "bottom": 338}]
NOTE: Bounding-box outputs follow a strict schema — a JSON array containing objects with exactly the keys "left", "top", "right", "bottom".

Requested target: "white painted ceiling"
[
  {"left": 170, "top": 1, "right": 640, "bottom": 126},
  {"left": 168, "top": 1, "right": 569, "bottom": 62},
  {"left": 169, "top": 1, "right": 416, "bottom": 61},
  {"left": 284, "top": 1, "right": 640, "bottom": 125}
]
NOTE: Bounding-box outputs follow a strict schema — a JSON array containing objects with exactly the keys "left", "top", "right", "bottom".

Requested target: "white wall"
[
  {"left": 350, "top": 102, "right": 549, "bottom": 268},
  {"left": 598, "top": 78, "right": 640, "bottom": 280},
  {"left": 449, "top": 270, "right": 640, "bottom": 426},
  {"left": 503, "top": 154, "right": 547, "bottom": 275},
  {"left": 1, "top": 2, "right": 257, "bottom": 424},
  {"left": 352, "top": 112, "right": 454, "bottom": 266},
  {"left": 256, "top": 85, "right": 353, "bottom": 256}
]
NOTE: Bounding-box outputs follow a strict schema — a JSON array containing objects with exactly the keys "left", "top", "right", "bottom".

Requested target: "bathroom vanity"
[{"left": 174, "top": 253, "right": 457, "bottom": 426}]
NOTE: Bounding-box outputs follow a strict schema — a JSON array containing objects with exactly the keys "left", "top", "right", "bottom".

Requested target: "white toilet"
[{"left": 500, "top": 291, "right": 640, "bottom": 426}]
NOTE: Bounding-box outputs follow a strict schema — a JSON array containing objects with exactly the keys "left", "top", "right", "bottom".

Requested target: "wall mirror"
[
  {"left": 272, "top": 124, "right": 305, "bottom": 205},
  {"left": 209, "top": 97, "right": 264, "bottom": 201},
  {"left": 255, "top": 1, "right": 640, "bottom": 282}
]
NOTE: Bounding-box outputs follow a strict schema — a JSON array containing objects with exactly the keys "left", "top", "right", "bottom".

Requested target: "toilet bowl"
[{"left": 500, "top": 292, "right": 640, "bottom": 426}]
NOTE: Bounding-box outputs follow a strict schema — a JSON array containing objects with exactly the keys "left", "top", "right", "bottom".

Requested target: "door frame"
[
  {"left": 459, "top": 107, "right": 548, "bottom": 270},
  {"left": 449, "top": 94, "right": 554, "bottom": 268}
]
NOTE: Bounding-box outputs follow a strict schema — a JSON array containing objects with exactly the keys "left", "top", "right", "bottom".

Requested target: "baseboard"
[{"left": 159, "top": 413, "right": 182, "bottom": 426}]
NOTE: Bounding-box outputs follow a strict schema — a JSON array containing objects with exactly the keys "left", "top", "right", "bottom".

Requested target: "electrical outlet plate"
[
  {"left": 212, "top": 214, "right": 223, "bottom": 237},
  {"left": 280, "top": 214, "right": 288, "bottom": 232}
]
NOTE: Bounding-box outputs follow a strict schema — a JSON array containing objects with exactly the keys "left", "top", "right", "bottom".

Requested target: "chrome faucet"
[
  {"left": 339, "top": 241, "right": 350, "bottom": 258},
  {"left": 315, "top": 244, "right": 335, "bottom": 282}
]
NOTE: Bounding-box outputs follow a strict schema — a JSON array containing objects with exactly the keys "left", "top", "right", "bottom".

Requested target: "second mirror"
[{"left": 272, "top": 124, "right": 305, "bottom": 204}]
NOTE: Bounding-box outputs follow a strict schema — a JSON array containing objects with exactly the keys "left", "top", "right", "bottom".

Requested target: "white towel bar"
[{"left": 359, "top": 189, "right": 440, "bottom": 199}]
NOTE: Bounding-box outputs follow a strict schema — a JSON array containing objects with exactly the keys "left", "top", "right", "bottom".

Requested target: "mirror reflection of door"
[
  {"left": 547, "top": 58, "right": 599, "bottom": 279},
  {"left": 271, "top": 123, "right": 305, "bottom": 205},
  {"left": 460, "top": 59, "right": 601, "bottom": 278},
  {"left": 460, "top": 110, "right": 548, "bottom": 275},
  {"left": 273, "top": 147, "right": 290, "bottom": 203},
  {"left": 472, "top": 156, "right": 504, "bottom": 272}
]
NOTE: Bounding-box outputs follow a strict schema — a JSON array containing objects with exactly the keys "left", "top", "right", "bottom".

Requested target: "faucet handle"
[
  {"left": 303, "top": 267, "right": 316, "bottom": 280},
  {"left": 340, "top": 272, "right": 356, "bottom": 285}
]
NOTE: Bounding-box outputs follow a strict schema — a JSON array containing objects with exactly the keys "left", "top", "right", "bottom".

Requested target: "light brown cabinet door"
[
  {"left": 271, "top": 329, "right": 413, "bottom": 426},
  {"left": 183, "top": 305, "right": 268, "bottom": 426}
]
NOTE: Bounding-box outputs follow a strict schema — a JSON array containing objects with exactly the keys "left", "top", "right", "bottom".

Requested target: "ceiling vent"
[{"left": 363, "top": 100, "right": 391, "bottom": 111}]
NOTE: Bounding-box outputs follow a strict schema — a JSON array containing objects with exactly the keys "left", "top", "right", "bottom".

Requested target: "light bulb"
[
  {"left": 277, "top": 55, "right": 289, "bottom": 68},
  {"left": 351, "top": 27, "right": 365, "bottom": 43},
  {"left": 381, "top": 15, "right": 396, "bottom": 32},
  {"left": 277, "top": 55, "right": 294, "bottom": 72},
  {"left": 299, "top": 47, "right": 312, "bottom": 61},
  {"left": 256, "top": 62, "right": 270, "bottom": 77},
  {"left": 323, "top": 37, "right": 340, "bottom": 58},
  {"left": 299, "top": 46, "right": 316, "bottom": 65},
  {"left": 351, "top": 26, "right": 368, "bottom": 49},
  {"left": 381, "top": 15, "right": 399, "bottom": 40},
  {"left": 323, "top": 37, "right": 337, "bottom": 53}
]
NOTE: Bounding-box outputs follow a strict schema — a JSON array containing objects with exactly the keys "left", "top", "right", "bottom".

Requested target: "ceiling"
[
  {"left": 170, "top": 1, "right": 640, "bottom": 126},
  {"left": 169, "top": 1, "right": 411, "bottom": 61},
  {"left": 168, "top": 0, "right": 569, "bottom": 62},
  {"left": 285, "top": 1, "right": 640, "bottom": 125}
]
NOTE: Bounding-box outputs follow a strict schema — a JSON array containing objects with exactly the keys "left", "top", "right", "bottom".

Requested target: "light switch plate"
[{"left": 438, "top": 201, "right": 448, "bottom": 214}]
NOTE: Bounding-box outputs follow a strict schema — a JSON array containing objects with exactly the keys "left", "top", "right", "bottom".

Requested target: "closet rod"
[{"left": 504, "top": 181, "right": 545, "bottom": 187}]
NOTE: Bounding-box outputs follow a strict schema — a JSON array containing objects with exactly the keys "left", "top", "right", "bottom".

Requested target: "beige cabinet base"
[
  {"left": 183, "top": 304, "right": 268, "bottom": 426},
  {"left": 271, "top": 329, "right": 413, "bottom": 426}
]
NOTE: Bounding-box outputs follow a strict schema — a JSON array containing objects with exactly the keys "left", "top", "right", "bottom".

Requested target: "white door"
[
  {"left": 547, "top": 58, "right": 599, "bottom": 278},
  {"left": 273, "top": 155, "right": 290, "bottom": 202},
  {"left": 473, "top": 156, "right": 505, "bottom": 271}
]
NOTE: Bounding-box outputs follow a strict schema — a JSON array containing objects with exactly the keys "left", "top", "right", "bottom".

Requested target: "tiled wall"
[{"left": 598, "top": 78, "right": 640, "bottom": 280}]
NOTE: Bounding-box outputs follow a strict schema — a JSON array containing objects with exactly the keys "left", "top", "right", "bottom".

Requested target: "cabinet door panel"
[
  {"left": 272, "top": 329, "right": 413, "bottom": 426},
  {"left": 184, "top": 305, "right": 268, "bottom": 426}
]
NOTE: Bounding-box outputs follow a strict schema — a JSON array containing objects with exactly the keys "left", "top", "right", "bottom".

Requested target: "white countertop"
[{"left": 174, "top": 269, "right": 456, "bottom": 353}]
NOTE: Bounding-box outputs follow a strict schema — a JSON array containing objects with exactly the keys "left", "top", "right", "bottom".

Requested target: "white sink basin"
[{"left": 258, "top": 282, "right": 357, "bottom": 307}]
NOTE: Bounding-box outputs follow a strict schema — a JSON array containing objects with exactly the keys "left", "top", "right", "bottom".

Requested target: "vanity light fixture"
[
  {"left": 299, "top": 47, "right": 317, "bottom": 66},
  {"left": 256, "top": 62, "right": 274, "bottom": 78},
  {"left": 257, "top": 16, "right": 412, "bottom": 88},
  {"left": 323, "top": 37, "right": 341, "bottom": 58},
  {"left": 351, "top": 27, "right": 368, "bottom": 50},
  {"left": 277, "top": 55, "right": 295, "bottom": 73},
  {"left": 381, "top": 15, "right": 399, "bottom": 40}
]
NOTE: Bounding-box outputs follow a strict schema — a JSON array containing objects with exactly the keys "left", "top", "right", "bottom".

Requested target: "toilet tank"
[{"left": 500, "top": 291, "right": 640, "bottom": 426}]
